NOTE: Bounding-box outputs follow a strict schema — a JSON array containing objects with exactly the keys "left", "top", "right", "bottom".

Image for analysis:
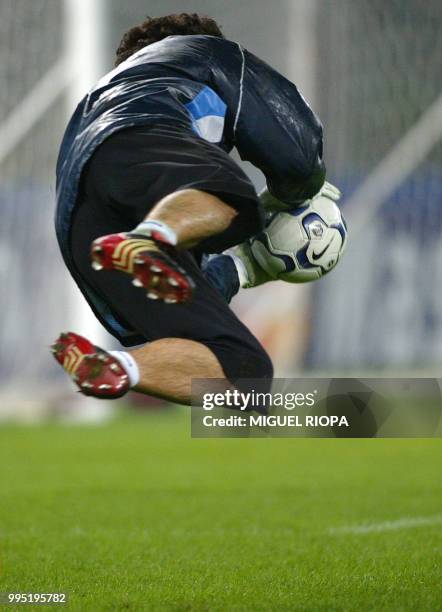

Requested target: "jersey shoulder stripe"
[{"left": 185, "top": 86, "right": 227, "bottom": 143}]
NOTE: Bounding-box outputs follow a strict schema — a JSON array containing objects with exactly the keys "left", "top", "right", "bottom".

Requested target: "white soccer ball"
[{"left": 250, "top": 196, "right": 348, "bottom": 283}]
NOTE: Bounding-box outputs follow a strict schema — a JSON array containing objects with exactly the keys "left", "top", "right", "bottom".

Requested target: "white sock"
[
  {"left": 133, "top": 220, "right": 177, "bottom": 245},
  {"left": 109, "top": 351, "right": 140, "bottom": 387}
]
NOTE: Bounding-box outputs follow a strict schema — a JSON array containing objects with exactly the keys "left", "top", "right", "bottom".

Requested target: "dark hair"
[{"left": 115, "top": 13, "right": 224, "bottom": 66}]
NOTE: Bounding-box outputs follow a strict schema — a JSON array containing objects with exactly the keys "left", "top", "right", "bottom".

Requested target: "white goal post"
[
  {"left": 0, "top": 1, "right": 112, "bottom": 419},
  {"left": 64, "top": 0, "right": 110, "bottom": 346}
]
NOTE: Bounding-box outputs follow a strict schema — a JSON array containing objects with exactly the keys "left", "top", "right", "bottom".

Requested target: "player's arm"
[{"left": 233, "top": 48, "right": 326, "bottom": 206}]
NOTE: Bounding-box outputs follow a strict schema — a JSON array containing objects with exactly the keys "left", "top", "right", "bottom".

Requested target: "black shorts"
[{"left": 70, "top": 123, "right": 272, "bottom": 382}]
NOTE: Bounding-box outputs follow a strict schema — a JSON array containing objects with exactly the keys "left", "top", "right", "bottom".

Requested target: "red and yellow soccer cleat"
[
  {"left": 51, "top": 332, "right": 130, "bottom": 399},
  {"left": 90, "top": 233, "right": 194, "bottom": 304}
]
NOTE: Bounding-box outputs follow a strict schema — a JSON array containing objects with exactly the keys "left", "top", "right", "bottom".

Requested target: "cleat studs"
[
  {"left": 147, "top": 291, "right": 159, "bottom": 300},
  {"left": 98, "top": 384, "right": 111, "bottom": 390},
  {"left": 93, "top": 245, "right": 103, "bottom": 253},
  {"left": 151, "top": 275, "right": 160, "bottom": 286},
  {"left": 81, "top": 382, "right": 93, "bottom": 389},
  {"left": 97, "top": 354, "right": 107, "bottom": 362},
  {"left": 150, "top": 265, "right": 162, "bottom": 273},
  {"left": 91, "top": 261, "right": 103, "bottom": 271},
  {"left": 132, "top": 278, "right": 143, "bottom": 287},
  {"left": 168, "top": 278, "right": 179, "bottom": 287},
  {"left": 110, "top": 363, "right": 120, "bottom": 372},
  {"left": 164, "top": 296, "right": 178, "bottom": 304},
  {"left": 134, "top": 258, "right": 145, "bottom": 265}
]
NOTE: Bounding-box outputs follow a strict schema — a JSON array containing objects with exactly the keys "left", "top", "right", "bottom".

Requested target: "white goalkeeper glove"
[{"left": 314, "top": 180, "right": 341, "bottom": 203}]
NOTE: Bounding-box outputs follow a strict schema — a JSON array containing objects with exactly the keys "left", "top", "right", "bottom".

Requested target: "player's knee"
[
  {"left": 252, "top": 345, "right": 274, "bottom": 380},
  {"left": 233, "top": 344, "right": 273, "bottom": 414},
  {"left": 237, "top": 343, "right": 274, "bottom": 381},
  {"left": 205, "top": 337, "right": 273, "bottom": 383}
]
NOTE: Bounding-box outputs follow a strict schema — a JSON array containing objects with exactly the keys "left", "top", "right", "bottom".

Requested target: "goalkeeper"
[{"left": 53, "top": 13, "right": 332, "bottom": 403}]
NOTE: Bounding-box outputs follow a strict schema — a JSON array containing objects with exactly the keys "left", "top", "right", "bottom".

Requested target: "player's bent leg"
[
  {"left": 52, "top": 331, "right": 272, "bottom": 404},
  {"left": 90, "top": 189, "right": 240, "bottom": 304}
]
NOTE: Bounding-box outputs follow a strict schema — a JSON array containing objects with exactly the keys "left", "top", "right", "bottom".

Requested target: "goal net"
[{"left": 304, "top": 0, "right": 442, "bottom": 374}]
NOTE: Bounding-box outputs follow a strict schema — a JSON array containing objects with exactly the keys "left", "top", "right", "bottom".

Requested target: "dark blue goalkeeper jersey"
[{"left": 55, "top": 35, "right": 325, "bottom": 336}]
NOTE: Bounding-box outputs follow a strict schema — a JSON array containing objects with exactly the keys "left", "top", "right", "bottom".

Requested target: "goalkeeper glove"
[{"left": 259, "top": 180, "right": 341, "bottom": 211}]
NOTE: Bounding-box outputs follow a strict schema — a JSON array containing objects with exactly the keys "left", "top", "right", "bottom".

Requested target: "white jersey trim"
[{"left": 233, "top": 43, "right": 246, "bottom": 135}]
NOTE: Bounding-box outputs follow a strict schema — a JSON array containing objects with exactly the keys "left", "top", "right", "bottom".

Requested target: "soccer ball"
[{"left": 250, "top": 196, "right": 348, "bottom": 283}]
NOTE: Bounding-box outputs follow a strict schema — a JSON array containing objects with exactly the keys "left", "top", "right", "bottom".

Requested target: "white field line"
[{"left": 328, "top": 514, "right": 442, "bottom": 535}]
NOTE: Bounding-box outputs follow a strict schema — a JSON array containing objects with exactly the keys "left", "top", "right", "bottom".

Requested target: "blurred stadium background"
[
  {"left": 0, "top": 0, "right": 441, "bottom": 419},
  {"left": 1, "top": 4, "right": 441, "bottom": 609}
]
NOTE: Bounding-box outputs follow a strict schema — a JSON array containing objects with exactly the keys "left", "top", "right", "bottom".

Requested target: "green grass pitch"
[{"left": 0, "top": 408, "right": 440, "bottom": 611}]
